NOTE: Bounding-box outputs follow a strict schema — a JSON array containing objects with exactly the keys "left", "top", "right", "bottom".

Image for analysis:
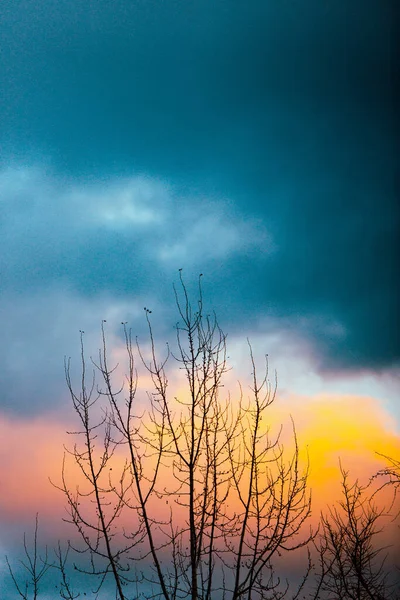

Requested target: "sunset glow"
[{"left": 1, "top": 391, "right": 398, "bottom": 526}]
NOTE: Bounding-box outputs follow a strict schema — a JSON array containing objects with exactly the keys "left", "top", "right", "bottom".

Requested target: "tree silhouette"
[
  {"left": 54, "top": 273, "right": 313, "bottom": 599},
  {"left": 6, "top": 277, "right": 399, "bottom": 599},
  {"left": 5, "top": 515, "right": 52, "bottom": 600},
  {"left": 312, "top": 464, "right": 399, "bottom": 600}
]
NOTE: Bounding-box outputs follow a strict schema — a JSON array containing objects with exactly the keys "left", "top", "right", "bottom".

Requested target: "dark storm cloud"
[
  {"left": 0, "top": 0, "right": 398, "bottom": 373},
  {"left": 0, "top": 167, "right": 267, "bottom": 292}
]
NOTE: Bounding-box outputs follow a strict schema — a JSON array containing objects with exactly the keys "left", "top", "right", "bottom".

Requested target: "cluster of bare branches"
[
  {"left": 4, "top": 275, "right": 399, "bottom": 599},
  {"left": 50, "top": 273, "right": 313, "bottom": 599},
  {"left": 311, "top": 463, "right": 400, "bottom": 600},
  {"left": 5, "top": 515, "right": 78, "bottom": 600}
]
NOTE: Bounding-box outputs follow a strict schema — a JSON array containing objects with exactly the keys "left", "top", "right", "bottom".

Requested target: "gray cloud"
[
  {"left": 0, "top": 166, "right": 269, "bottom": 290},
  {"left": 0, "top": 166, "right": 270, "bottom": 414}
]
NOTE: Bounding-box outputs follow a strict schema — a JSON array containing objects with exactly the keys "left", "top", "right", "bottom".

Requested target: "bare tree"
[
  {"left": 5, "top": 514, "right": 52, "bottom": 600},
  {"left": 374, "top": 454, "right": 400, "bottom": 500},
  {"left": 53, "top": 273, "right": 313, "bottom": 599},
  {"left": 311, "top": 464, "right": 398, "bottom": 600},
  {"left": 5, "top": 515, "right": 84, "bottom": 599},
  {"left": 53, "top": 542, "right": 81, "bottom": 600},
  {"left": 6, "top": 277, "right": 399, "bottom": 599}
]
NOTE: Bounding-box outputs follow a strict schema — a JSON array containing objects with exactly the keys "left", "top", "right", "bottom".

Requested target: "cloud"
[
  {"left": 0, "top": 162, "right": 397, "bottom": 422},
  {"left": 0, "top": 282, "right": 150, "bottom": 415},
  {"left": 0, "top": 0, "right": 397, "bottom": 375},
  {"left": 226, "top": 328, "right": 400, "bottom": 429},
  {"left": 0, "top": 165, "right": 269, "bottom": 290},
  {"left": 0, "top": 165, "right": 271, "bottom": 415}
]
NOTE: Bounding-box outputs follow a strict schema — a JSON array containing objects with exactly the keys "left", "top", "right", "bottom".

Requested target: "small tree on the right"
[{"left": 312, "top": 463, "right": 399, "bottom": 600}]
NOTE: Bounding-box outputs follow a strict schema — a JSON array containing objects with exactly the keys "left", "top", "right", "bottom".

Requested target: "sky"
[{"left": 0, "top": 0, "right": 399, "bottom": 597}]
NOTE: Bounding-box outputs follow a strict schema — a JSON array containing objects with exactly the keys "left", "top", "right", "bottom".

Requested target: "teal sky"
[{"left": 1, "top": 1, "right": 398, "bottom": 415}]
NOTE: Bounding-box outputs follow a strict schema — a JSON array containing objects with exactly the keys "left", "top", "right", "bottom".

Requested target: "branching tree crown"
[{"left": 55, "top": 273, "right": 313, "bottom": 600}]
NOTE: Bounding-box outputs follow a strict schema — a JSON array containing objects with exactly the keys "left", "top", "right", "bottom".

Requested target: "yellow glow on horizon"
[
  {"left": 0, "top": 392, "right": 398, "bottom": 527},
  {"left": 290, "top": 394, "right": 400, "bottom": 511}
]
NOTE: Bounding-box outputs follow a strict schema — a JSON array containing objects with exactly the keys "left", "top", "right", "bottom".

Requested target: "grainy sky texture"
[{"left": 0, "top": 1, "right": 399, "bottom": 597}]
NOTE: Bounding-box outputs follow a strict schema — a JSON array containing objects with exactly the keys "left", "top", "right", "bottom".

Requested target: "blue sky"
[{"left": 0, "top": 1, "right": 398, "bottom": 596}]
